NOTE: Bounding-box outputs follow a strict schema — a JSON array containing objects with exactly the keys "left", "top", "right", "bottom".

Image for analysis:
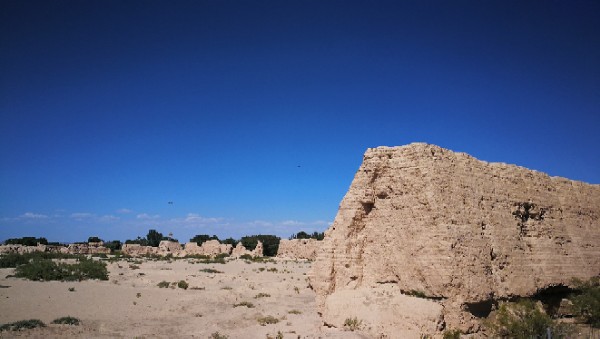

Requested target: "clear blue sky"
[{"left": 1, "top": 1, "right": 598, "bottom": 243}]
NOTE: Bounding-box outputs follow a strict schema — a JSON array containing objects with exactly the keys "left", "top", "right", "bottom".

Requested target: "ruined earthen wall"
[
  {"left": 311, "top": 143, "right": 600, "bottom": 336},
  {"left": 277, "top": 239, "right": 319, "bottom": 260}
]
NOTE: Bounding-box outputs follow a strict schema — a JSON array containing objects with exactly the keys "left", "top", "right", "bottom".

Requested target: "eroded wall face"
[{"left": 311, "top": 143, "right": 600, "bottom": 335}]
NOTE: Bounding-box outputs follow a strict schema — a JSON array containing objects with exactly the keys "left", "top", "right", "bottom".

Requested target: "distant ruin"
[
  {"left": 121, "top": 240, "right": 263, "bottom": 258},
  {"left": 277, "top": 239, "right": 319, "bottom": 260},
  {"left": 0, "top": 241, "right": 110, "bottom": 255}
]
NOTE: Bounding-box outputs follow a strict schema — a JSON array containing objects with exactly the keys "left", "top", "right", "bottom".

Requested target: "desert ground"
[{"left": 0, "top": 257, "right": 365, "bottom": 338}]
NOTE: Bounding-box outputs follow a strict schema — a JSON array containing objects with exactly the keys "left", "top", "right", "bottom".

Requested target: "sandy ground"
[{"left": 0, "top": 258, "right": 366, "bottom": 338}]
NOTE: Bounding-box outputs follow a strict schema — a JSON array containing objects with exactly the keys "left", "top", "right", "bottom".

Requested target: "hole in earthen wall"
[
  {"left": 532, "top": 284, "right": 573, "bottom": 316},
  {"left": 362, "top": 202, "right": 374, "bottom": 215},
  {"left": 464, "top": 300, "right": 494, "bottom": 318}
]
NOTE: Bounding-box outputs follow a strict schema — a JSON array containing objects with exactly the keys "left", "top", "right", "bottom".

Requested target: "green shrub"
[
  {"left": 254, "top": 292, "right": 271, "bottom": 298},
  {"left": 486, "top": 299, "right": 571, "bottom": 338},
  {"left": 407, "top": 290, "right": 428, "bottom": 298},
  {"left": 14, "top": 257, "right": 108, "bottom": 281},
  {"left": 178, "top": 280, "right": 189, "bottom": 290},
  {"left": 257, "top": 315, "right": 279, "bottom": 326},
  {"left": 209, "top": 332, "right": 229, "bottom": 339},
  {"left": 4, "top": 237, "right": 48, "bottom": 246},
  {"left": 343, "top": 317, "right": 362, "bottom": 331},
  {"left": 443, "top": 329, "right": 461, "bottom": 339},
  {"left": 0, "top": 253, "right": 30, "bottom": 268},
  {"left": 157, "top": 281, "right": 170, "bottom": 288},
  {"left": 200, "top": 268, "right": 223, "bottom": 274},
  {"left": 186, "top": 254, "right": 211, "bottom": 260},
  {"left": 0, "top": 252, "right": 88, "bottom": 268},
  {"left": 0, "top": 319, "right": 45, "bottom": 331},
  {"left": 288, "top": 309, "right": 302, "bottom": 314},
  {"left": 197, "top": 258, "right": 226, "bottom": 264},
  {"left": 51, "top": 316, "right": 80, "bottom": 325},
  {"left": 570, "top": 277, "right": 600, "bottom": 327},
  {"left": 233, "top": 301, "right": 255, "bottom": 308}
]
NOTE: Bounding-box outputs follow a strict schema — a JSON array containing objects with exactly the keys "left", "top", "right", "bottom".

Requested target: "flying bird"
[{"left": 168, "top": 201, "right": 173, "bottom": 205}]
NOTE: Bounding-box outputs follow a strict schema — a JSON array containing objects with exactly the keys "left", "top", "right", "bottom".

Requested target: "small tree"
[
  {"left": 190, "top": 234, "right": 219, "bottom": 246},
  {"left": 146, "top": 229, "right": 164, "bottom": 247},
  {"left": 221, "top": 237, "right": 238, "bottom": 246},
  {"left": 289, "top": 231, "right": 324, "bottom": 240},
  {"left": 87, "top": 236, "right": 103, "bottom": 243},
  {"left": 4, "top": 237, "right": 48, "bottom": 246},
  {"left": 240, "top": 235, "right": 280, "bottom": 256},
  {"left": 104, "top": 240, "right": 122, "bottom": 252},
  {"left": 125, "top": 237, "right": 148, "bottom": 246}
]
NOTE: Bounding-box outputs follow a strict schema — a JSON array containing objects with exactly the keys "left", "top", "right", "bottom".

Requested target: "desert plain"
[{"left": 0, "top": 257, "right": 362, "bottom": 338}]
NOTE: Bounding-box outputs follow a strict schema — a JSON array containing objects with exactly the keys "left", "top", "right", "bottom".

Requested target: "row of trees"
[
  {"left": 124, "top": 229, "right": 177, "bottom": 247},
  {"left": 289, "top": 231, "right": 324, "bottom": 240}
]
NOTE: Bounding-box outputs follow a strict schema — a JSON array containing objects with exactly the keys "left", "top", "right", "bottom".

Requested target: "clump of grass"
[
  {"left": 157, "top": 280, "right": 170, "bottom": 288},
  {"left": 196, "top": 258, "right": 226, "bottom": 264},
  {"left": 258, "top": 267, "right": 265, "bottom": 272},
  {"left": 68, "top": 287, "right": 75, "bottom": 292},
  {"left": 257, "top": 315, "right": 279, "bottom": 326},
  {"left": 129, "top": 264, "right": 140, "bottom": 270},
  {"left": 443, "top": 329, "right": 461, "bottom": 339},
  {"left": 186, "top": 254, "right": 211, "bottom": 260},
  {"left": 136, "top": 292, "right": 142, "bottom": 298},
  {"left": 239, "top": 255, "right": 275, "bottom": 263},
  {"left": 233, "top": 301, "right": 255, "bottom": 308},
  {"left": 267, "top": 267, "right": 278, "bottom": 272},
  {"left": 221, "top": 286, "right": 233, "bottom": 290},
  {"left": 190, "top": 286, "right": 205, "bottom": 290},
  {"left": 200, "top": 268, "right": 223, "bottom": 274},
  {"left": 51, "top": 316, "right": 81, "bottom": 326},
  {"left": 406, "top": 290, "right": 428, "bottom": 298},
  {"left": 344, "top": 317, "right": 362, "bottom": 331},
  {"left": 178, "top": 280, "right": 189, "bottom": 290},
  {"left": 0, "top": 319, "right": 45, "bottom": 331},
  {"left": 293, "top": 286, "right": 299, "bottom": 294},
  {"left": 209, "top": 332, "right": 229, "bottom": 339},
  {"left": 288, "top": 309, "right": 302, "bottom": 314},
  {"left": 255, "top": 292, "right": 271, "bottom": 298}
]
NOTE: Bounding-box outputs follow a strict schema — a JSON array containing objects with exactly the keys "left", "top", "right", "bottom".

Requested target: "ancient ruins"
[
  {"left": 311, "top": 143, "right": 600, "bottom": 337},
  {"left": 277, "top": 239, "right": 319, "bottom": 260},
  {"left": 121, "top": 240, "right": 263, "bottom": 258}
]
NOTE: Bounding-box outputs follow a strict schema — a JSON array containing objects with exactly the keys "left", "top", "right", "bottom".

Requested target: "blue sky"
[{"left": 1, "top": 1, "right": 599, "bottom": 243}]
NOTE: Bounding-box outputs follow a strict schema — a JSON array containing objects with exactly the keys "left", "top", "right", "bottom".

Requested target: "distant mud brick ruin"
[
  {"left": 121, "top": 240, "right": 263, "bottom": 258},
  {"left": 0, "top": 241, "right": 110, "bottom": 255},
  {"left": 310, "top": 143, "right": 600, "bottom": 337},
  {"left": 0, "top": 240, "right": 266, "bottom": 258},
  {"left": 277, "top": 239, "right": 319, "bottom": 260}
]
